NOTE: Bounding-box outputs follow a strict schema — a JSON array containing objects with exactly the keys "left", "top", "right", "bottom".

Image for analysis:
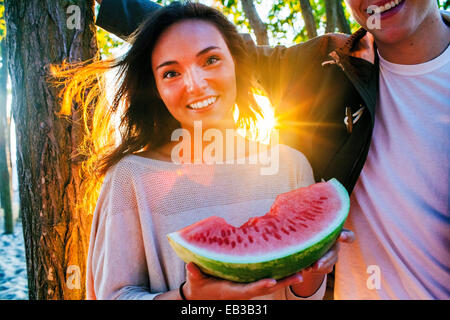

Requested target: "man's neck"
[{"left": 376, "top": 12, "right": 450, "bottom": 65}]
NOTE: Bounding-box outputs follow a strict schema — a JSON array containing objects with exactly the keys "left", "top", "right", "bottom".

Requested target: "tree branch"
[
  {"left": 241, "top": 0, "right": 269, "bottom": 45},
  {"left": 299, "top": 0, "right": 317, "bottom": 39}
]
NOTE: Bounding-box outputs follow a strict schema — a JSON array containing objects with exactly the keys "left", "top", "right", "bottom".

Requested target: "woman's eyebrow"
[
  {"left": 156, "top": 46, "right": 220, "bottom": 70},
  {"left": 156, "top": 60, "right": 178, "bottom": 70},
  {"left": 196, "top": 46, "right": 220, "bottom": 57}
]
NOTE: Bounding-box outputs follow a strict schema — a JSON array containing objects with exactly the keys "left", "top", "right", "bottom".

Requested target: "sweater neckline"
[{"left": 126, "top": 144, "right": 280, "bottom": 168}]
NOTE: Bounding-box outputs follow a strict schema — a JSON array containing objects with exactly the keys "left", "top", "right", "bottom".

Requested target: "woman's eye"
[
  {"left": 205, "top": 56, "right": 220, "bottom": 66},
  {"left": 163, "top": 71, "right": 179, "bottom": 79}
]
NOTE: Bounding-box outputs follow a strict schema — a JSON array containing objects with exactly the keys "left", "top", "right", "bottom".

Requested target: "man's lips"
[{"left": 367, "top": 0, "right": 405, "bottom": 16}]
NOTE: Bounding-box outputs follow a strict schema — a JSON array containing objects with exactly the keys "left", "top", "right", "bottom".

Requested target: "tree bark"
[
  {"left": 336, "top": 0, "right": 351, "bottom": 34},
  {"left": 5, "top": 0, "right": 97, "bottom": 299},
  {"left": 0, "top": 38, "right": 13, "bottom": 235},
  {"left": 299, "top": 0, "right": 317, "bottom": 39},
  {"left": 241, "top": 0, "right": 269, "bottom": 45},
  {"left": 324, "top": 0, "right": 337, "bottom": 33}
]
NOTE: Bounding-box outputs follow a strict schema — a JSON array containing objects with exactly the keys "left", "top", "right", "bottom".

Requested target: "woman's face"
[{"left": 152, "top": 19, "right": 237, "bottom": 131}]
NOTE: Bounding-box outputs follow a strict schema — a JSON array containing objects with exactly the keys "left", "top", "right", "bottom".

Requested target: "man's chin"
[{"left": 368, "top": 26, "right": 412, "bottom": 45}]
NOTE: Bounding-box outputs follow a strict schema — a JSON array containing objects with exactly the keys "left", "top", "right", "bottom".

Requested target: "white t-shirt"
[{"left": 335, "top": 45, "right": 450, "bottom": 299}]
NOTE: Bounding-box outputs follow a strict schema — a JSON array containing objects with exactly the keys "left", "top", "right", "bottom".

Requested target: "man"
[{"left": 94, "top": 0, "right": 449, "bottom": 299}]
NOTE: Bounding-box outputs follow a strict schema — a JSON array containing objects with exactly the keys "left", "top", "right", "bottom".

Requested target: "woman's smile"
[{"left": 187, "top": 95, "right": 218, "bottom": 111}]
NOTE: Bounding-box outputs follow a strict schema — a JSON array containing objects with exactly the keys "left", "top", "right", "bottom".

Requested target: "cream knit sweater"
[{"left": 86, "top": 144, "right": 327, "bottom": 300}]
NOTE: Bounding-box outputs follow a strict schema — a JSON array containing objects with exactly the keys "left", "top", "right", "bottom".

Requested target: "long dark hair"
[{"left": 51, "top": 1, "right": 263, "bottom": 214}]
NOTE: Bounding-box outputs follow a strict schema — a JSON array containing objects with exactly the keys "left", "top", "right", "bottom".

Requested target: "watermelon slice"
[{"left": 167, "top": 178, "right": 349, "bottom": 283}]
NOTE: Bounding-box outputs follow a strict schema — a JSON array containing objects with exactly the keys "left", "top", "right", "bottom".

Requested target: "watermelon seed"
[
  {"left": 224, "top": 238, "right": 229, "bottom": 245},
  {"left": 221, "top": 230, "right": 226, "bottom": 237},
  {"left": 299, "top": 223, "right": 308, "bottom": 228},
  {"left": 248, "top": 235, "right": 254, "bottom": 243},
  {"left": 237, "top": 235, "right": 242, "bottom": 243},
  {"left": 268, "top": 221, "right": 278, "bottom": 230},
  {"left": 254, "top": 226, "right": 260, "bottom": 233},
  {"left": 263, "top": 234, "right": 269, "bottom": 241},
  {"left": 243, "top": 228, "right": 248, "bottom": 234},
  {"left": 287, "top": 218, "right": 297, "bottom": 225},
  {"left": 281, "top": 228, "right": 289, "bottom": 235},
  {"left": 289, "top": 225, "right": 297, "bottom": 232},
  {"left": 320, "top": 196, "right": 328, "bottom": 200},
  {"left": 231, "top": 241, "right": 236, "bottom": 248},
  {"left": 217, "top": 238, "right": 223, "bottom": 245},
  {"left": 274, "top": 233, "right": 282, "bottom": 240}
]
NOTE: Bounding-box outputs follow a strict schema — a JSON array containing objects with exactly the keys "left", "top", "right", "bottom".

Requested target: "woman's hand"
[
  {"left": 183, "top": 262, "right": 304, "bottom": 300},
  {"left": 95, "top": 0, "right": 102, "bottom": 4},
  {"left": 290, "top": 228, "right": 355, "bottom": 296},
  {"left": 182, "top": 229, "right": 355, "bottom": 300}
]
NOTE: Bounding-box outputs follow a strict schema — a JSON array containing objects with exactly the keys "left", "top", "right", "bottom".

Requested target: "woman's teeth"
[
  {"left": 373, "top": 0, "right": 403, "bottom": 14},
  {"left": 189, "top": 96, "right": 217, "bottom": 110}
]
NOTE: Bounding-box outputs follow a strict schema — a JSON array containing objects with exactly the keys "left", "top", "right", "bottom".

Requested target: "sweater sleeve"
[
  {"left": 96, "top": 0, "right": 161, "bottom": 40},
  {"left": 86, "top": 166, "right": 162, "bottom": 300}
]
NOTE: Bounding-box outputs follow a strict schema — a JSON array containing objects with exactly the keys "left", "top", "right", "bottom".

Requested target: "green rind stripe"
[{"left": 167, "top": 220, "right": 345, "bottom": 283}]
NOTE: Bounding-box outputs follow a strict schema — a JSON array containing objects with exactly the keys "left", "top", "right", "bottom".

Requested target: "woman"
[{"left": 54, "top": 2, "right": 352, "bottom": 300}]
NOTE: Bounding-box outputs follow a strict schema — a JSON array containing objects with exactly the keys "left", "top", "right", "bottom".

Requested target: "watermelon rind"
[{"left": 167, "top": 178, "right": 350, "bottom": 283}]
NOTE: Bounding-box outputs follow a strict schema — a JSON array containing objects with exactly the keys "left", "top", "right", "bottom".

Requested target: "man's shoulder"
[{"left": 244, "top": 32, "right": 351, "bottom": 57}]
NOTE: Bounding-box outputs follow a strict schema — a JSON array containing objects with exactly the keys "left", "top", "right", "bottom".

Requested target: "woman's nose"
[{"left": 184, "top": 68, "right": 207, "bottom": 94}]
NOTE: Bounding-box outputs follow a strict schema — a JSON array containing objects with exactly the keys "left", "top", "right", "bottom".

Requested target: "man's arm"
[{"left": 96, "top": 0, "right": 161, "bottom": 40}]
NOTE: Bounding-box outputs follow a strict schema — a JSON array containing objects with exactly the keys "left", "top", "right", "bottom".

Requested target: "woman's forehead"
[{"left": 152, "top": 19, "right": 229, "bottom": 64}]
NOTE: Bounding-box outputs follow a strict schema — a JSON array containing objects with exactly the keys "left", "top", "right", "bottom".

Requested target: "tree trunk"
[
  {"left": 5, "top": 0, "right": 97, "bottom": 300},
  {"left": 0, "top": 38, "right": 13, "bottom": 235},
  {"left": 241, "top": 0, "right": 269, "bottom": 45},
  {"left": 336, "top": 0, "right": 352, "bottom": 34},
  {"left": 324, "top": 0, "right": 337, "bottom": 33},
  {"left": 299, "top": 0, "right": 317, "bottom": 39}
]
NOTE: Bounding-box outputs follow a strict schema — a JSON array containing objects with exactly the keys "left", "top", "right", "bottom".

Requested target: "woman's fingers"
[
  {"left": 186, "top": 262, "right": 207, "bottom": 282},
  {"left": 240, "top": 273, "right": 303, "bottom": 298},
  {"left": 338, "top": 228, "right": 355, "bottom": 243},
  {"left": 305, "top": 243, "right": 339, "bottom": 273}
]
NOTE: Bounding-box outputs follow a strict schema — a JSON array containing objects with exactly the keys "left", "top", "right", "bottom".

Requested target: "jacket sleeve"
[
  {"left": 243, "top": 39, "right": 315, "bottom": 112},
  {"left": 96, "top": 0, "right": 161, "bottom": 40}
]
